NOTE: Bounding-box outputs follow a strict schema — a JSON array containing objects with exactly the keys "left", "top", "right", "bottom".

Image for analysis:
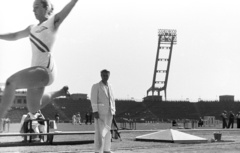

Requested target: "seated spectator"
[
  {"left": 198, "top": 117, "right": 204, "bottom": 127},
  {"left": 76, "top": 112, "right": 82, "bottom": 125},
  {"left": 172, "top": 119, "right": 178, "bottom": 127},
  {"left": 85, "top": 112, "right": 92, "bottom": 125},
  {"left": 85, "top": 112, "right": 89, "bottom": 125},
  {"left": 19, "top": 110, "right": 46, "bottom": 142},
  {"left": 72, "top": 115, "right": 76, "bottom": 125},
  {"left": 55, "top": 113, "right": 60, "bottom": 124}
]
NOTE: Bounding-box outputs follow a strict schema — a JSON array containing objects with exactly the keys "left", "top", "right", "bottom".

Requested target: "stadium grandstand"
[{"left": 1, "top": 89, "right": 240, "bottom": 123}]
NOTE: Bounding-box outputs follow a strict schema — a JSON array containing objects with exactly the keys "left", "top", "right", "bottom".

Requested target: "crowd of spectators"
[{"left": 221, "top": 110, "right": 240, "bottom": 129}]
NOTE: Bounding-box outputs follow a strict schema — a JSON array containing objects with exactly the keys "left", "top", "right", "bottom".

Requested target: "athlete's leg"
[
  {"left": 0, "top": 66, "right": 49, "bottom": 119},
  {"left": 27, "top": 87, "right": 45, "bottom": 113},
  {"left": 27, "top": 86, "right": 70, "bottom": 113}
]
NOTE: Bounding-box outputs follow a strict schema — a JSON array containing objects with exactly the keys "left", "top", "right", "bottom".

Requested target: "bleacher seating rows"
[
  {"left": 5, "top": 98, "right": 240, "bottom": 123},
  {"left": 6, "top": 108, "right": 28, "bottom": 123}
]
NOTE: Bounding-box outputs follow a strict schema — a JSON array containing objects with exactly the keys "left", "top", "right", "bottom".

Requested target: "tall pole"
[
  {"left": 151, "top": 34, "right": 162, "bottom": 96},
  {"left": 146, "top": 29, "right": 177, "bottom": 101}
]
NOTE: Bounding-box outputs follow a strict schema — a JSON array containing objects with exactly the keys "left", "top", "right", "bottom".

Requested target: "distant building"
[
  {"left": 219, "top": 95, "right": 234, "bottom": 102},
  {"left": 0, "top": 90, "right": 27, "bottom": 108}
]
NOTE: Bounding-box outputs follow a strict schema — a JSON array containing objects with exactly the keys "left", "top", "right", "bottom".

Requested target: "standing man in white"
[{"left": 91, "top": 69, "right": 116, "bottom": 153}]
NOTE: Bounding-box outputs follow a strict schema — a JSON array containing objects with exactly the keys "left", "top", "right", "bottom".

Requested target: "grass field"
[{"left": 1, "top": 122, "right": 240, "bottom": 153}]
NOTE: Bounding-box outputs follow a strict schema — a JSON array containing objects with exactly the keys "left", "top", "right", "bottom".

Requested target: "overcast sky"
[{"left": 1, "top": 0, "right": 240, "bottom": 102}]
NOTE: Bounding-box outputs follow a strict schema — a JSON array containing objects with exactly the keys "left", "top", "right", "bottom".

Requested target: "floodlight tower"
[{"left": 147, "top": 29, "right": 177, "bottom": 101}]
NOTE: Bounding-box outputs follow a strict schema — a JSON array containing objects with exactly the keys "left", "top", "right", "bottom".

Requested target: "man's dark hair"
[{"left": 101, "top": 69, "right": 110, "bottom": 74}]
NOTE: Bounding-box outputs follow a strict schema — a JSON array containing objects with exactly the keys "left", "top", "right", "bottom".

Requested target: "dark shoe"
[{"left": 63, "top": 86, "right": 71, "bottom": 98}]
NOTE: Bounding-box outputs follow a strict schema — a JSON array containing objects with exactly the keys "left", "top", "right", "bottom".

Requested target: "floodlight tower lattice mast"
[{"left": 147, "top": 29, "right": 177, "bottom": 101}]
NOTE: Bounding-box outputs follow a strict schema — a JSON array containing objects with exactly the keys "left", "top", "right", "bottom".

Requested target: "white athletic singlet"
[{"left": 29, "top": 15, "right": 57, "bottom": 85}]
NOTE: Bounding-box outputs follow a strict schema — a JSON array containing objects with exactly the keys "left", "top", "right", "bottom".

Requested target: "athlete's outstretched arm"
[
  {"left": 54, "top": 0, "right": 78, "bottom": 30},
  {"left": 0, "top": 26, "right": 31, "bottom": 41}
]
